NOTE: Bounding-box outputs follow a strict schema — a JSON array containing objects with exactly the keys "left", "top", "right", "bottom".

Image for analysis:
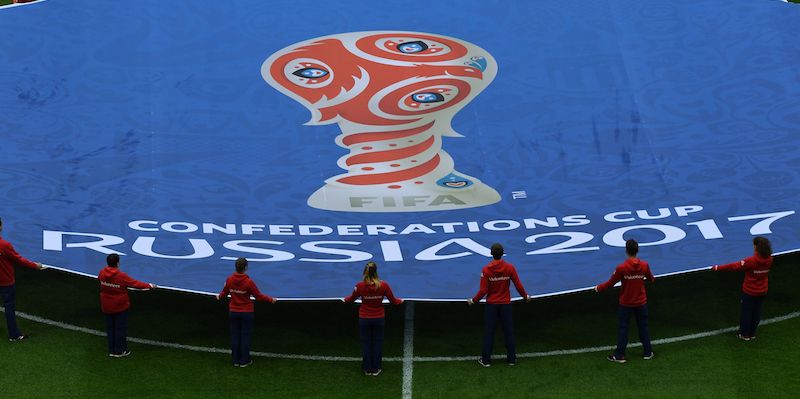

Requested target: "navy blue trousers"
[
  {"left": 1, "top": 284, "right": 22, "bottom": 339},
  {"left": 615, "top": 304, "right": 652, "bottom": 358},
  {"left": 740, "top": 292, "right": 765, "bottom": 338},
  {"left": 482, "top": 303, "right": 515, "bottom": 364},
  {"left": 229, "top": 311, "right": 255, "bottom": 365},
  {"left": 104, "top": 310, "right": 129, "bottom": 355},
  {"left": 359, "top": 317, "right": 385, "bottom": 372}
]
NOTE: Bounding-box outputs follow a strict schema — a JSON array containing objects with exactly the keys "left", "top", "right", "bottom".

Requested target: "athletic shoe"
[
  {"left": 643, "top": 352, "right": 655, "bottom": 360},
  {"left": 239, "top": 360, "right": 253, "bottom": 368},
  {"left": 478, "top": 358, "right": 491, "bottom": 367},
  {"left": 364, "top": 371, "right": 371, "bottom": 376},
  {"left": 737, "top": 333, "right": 752, "bottom": 341},
  {"left": 8, "top": 335, "right": 27, "bottom": 342},
  {"left": 234, "top": 364, "right": 240, "bottom": 367},
  {"left": 607, "top": 355, "right": 626, "bottom": 363},
  {"left": 372, "top": 369, "right": 382, "bottom": 376},
  {"left": 119, "top": 351, "right": 131, "bottom": 357},
  {"left": 508, "top": 362, "right": 516, "bottom": 366}
]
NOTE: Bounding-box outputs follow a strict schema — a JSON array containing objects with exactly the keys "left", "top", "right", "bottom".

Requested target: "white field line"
[
  {"left": 402, "top": 302, "right": 415, "bottom": 399},
  {"left": 5, "top": 309, "right": 799, "bottom": 362}
]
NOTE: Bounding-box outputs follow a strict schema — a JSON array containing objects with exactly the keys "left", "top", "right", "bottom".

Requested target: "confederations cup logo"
[{"left": 262, "top": 31, "right": 500, "bottom": 212}]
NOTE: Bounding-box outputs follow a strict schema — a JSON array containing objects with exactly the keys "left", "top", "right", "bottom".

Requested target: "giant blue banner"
[{"left": 1, "top": 0, "right": 799, "bottom": 300}]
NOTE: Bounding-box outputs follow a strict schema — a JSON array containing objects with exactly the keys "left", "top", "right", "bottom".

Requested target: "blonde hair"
[{"left": 363, "top": 261, "right": 381, "bottom": 288}]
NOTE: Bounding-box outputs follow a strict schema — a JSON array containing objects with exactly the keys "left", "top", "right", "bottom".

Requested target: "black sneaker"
[
  {"left": 8, "top": 335, "right": 27, "bottom": 342},
  {"left": 372, "top": 369, "right": 382, "bottom": 376},
  {"left": 239, "top": 360, "right": 253, "bottom": 368},
  {"left": 478, "top": 358, "right": 491, "bottom": 367},
  {"left": 643, "top": 352, "right": 655, "bottom": 360},
  {"left": 119, "top": 351, "right": 131, "bottom": 357},
  {"left": 737, "top": 333, "right": 752, "bottom": 341},
  {"left": 607, "top": 354, "right": 626, "bottom": 363}
]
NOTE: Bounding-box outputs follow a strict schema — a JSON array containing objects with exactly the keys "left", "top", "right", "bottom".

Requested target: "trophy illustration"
[{"left": 262, "top": 31, "right": 500, "bottom": 212}]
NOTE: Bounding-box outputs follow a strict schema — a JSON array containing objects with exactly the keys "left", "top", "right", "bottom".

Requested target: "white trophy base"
[{"left": 307, "top": 179, "right": 501, "bottom": 212}]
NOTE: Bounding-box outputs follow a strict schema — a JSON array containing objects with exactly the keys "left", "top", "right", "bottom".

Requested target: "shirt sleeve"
[
  {"left": 219, "top": 281, "right": 230, "bottom": 299},
  {"left": 120, "top": 271, "right": 151, "bottom": 290},
  {"left": 716, "top": 259, "right": 746, "bottom": 272},
  {"left": 472, "top": 271, "right": 489, "bottom": 302},
  {"left": 5, "top": 242, "right": 38, "bottom": 270},
  {"left": 382, "top": 282, "right": 402, "bottom": 305},
  {"left": 596, "top": 269, "right": 622, "bottom": 292},
  {"left": 249, "top": 280, "right": 274, "bottom": 302},
  {"left": 344, "top": 285, "right": 359, "bottom": 303},
  {"left": 510, "top": 268, "right": 528, "bottom": 298},
  {"left": 645, "top": 264, "right": 655, "bottom": 283}
]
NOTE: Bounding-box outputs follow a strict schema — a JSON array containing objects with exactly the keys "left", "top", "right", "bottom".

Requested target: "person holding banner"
[
  {"left": 344, "top": 261, "right": 403, "bottom": 376},
  {"left": 218, "top": 257, "right": 276, "bottom": 367},
  {"left": 595, "top": 239, "right": 655, "bottom": 363},
  {"left": 0, "top": 217, "right": 43, "bottom": 341},
  {"left": 98, "top": 253, "right": 155, "bottom": 357},
  {"left": 468, "top": 243, "right": 531, "bottom": 367},
  {"left": 712, "top": 236, "right": 773, "bottom": 341}
]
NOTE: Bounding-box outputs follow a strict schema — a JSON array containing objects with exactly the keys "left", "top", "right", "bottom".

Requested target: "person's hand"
[
  {"left": 399, "top": 299, "right": 404, "bottom": 304},
  {"left": 215, "top": 294, "right": 221, "bottom": 301},
  {"left": 594, "top": 286, "right": 599, "bottom": 292},
  {"left": 467, "top": 299, "right": 474, "bottom": 306},
  {"left": 711, "top": 265, "right": 718, "bottom": 271},
  {"left": 35, "top": 262, "right": 43, "bottom": 270},
  {"left": 270, "top": 298, "right": 278, "bottom": 304},
  {"left": 149, "top": 283, "right": 157, "bottom": 289},
  {"left": 526, "top": 295, "right": 533, "bottom": 303}
]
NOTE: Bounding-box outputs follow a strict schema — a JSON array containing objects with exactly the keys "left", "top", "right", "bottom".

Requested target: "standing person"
[
  {"left": 217, "top": 257, "right": 276, "bottom": 367},
  {"left": 344, "top": 261, "right": 403, "bottom": 376},
  {"left": 468, "top": 243, "right": 531, "bottom": 367},
  {"left": 98, "top": 253, "right": 155, "bottom": 357},
  {"left": 712, "top": 236, "right": 773, "bottom": 341},
  {"left": 595, "top": 239, "right": 655, "bottom": 363},
  {"left": 0, "top": 217, "right": 43, "bottom": 341}
]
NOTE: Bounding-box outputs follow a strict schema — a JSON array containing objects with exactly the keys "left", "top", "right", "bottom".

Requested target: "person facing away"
[
  {"left": 595, "top": 239, "right": 655, "bottom": 363},
  {"left": 712, "top": 236, "right": 773, "bottom": 341},
  {"left": 98, "top": 253, "right": 155, "bottom": 357},
  {"left": 468, "top": 243, "right": 531, "bottom": 367},
  {"left": 0, "top": 217, "right": 43, "bottom": 341},
  {"left": 217, "top": 257, "right": 276, "bottom": 368},
  {"left": 344, "top": 261, "right": 403, "bottom": 376}
]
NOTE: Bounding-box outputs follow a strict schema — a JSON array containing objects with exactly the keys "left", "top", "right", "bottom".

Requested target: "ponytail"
[
  {"left": 753, "top": 236, "right": 772, "bottom": 258},
  {"left": 363, "top": 261, "right": 381, "bottom": 288}
]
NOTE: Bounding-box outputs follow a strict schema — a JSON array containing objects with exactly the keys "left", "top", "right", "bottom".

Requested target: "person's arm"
[
  {"left": 645, "top": 265, "right": 656, "bottom": 284},
  {"left": 121, "top": 271, "right": 153, "bottom": 290},
  {"left": 595, "top": 269, "right": 622, "bottom": 292},
  {"left": 382, "top": 282, "right": 403, "bottom": 305},
  {"left": 5, "top": 242, "right": 39, "bottom": 270},
  {"left": 344, "top": 285, "right": 359, "bottom": 303},
  {"left": 250, "top": 281, "right": 276, "bottom": 303},
  {"left": 713, "top": 259, "right": 746, "bottom": 272},
  {"left": 470, "top": 272, "right": 489, "bottom": 304},
  {"left": 510, "top": 268, "right": 528, "bottom": 299},
  {"left": 217, "top": 283, "right": 229, "bottom": 301}
]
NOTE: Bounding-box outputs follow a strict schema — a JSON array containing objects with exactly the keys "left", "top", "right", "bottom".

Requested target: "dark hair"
[
  {"left": 625, "top": 239, "right": 639, "bottom": 256},
  {"left": 753, "top": 236, "right": 772, "bottom": 258},
  {"left": 107, "top": 253, "right": 120, "bottom": 267},
  {"left": 490, "top": 243, "right": 504, "bottom": 260},
  {"left": 235, "top": 257, "right": 248, "bottom": 273},
  {"left": 363, "top": 261, "right": 381, "bottom": 288}
]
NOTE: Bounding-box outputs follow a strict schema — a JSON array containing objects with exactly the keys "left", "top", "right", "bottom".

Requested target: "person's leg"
[
  {"left": 230, "top": 312, "right": 242, "bottom": 365},
  {"left": 634, "top": 304, "right": 653, "bottom": 356},
  {"left": 240, "top": 312, "right": 254, "bottom": 365},
  {"left": 499, "top": 304, "right": 516, "bottom": 364},
  {"left": 359, "top": 317, "right": 371, "bottom": 373},
  {"left": 740, "top": 292, "right": 754, "bottom": 337},
  {"left": 482, "top": 304, "right": 499, "bottom": 364},
  {"left": 1, "top": 285, "right": 22, "bottom": 339},
  {"left": 104, "top": 313, "right": 115, "bottom": 354},
  {"left": 614, "top": 305, "right": 632, "bottom": 358},
  {"left": 751, "top": 295, "right": 765, "bottom": 338},
  {"left": 373, "top": 318, "right": 385, "bottom": 372},
  {"left": 116, "top": 311, "right": 128, "bottom": 354}
]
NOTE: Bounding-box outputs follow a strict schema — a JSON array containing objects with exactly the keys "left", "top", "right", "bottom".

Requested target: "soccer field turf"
[{"left": 2, "top": 252, "right": 798, "bottom": 398}]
